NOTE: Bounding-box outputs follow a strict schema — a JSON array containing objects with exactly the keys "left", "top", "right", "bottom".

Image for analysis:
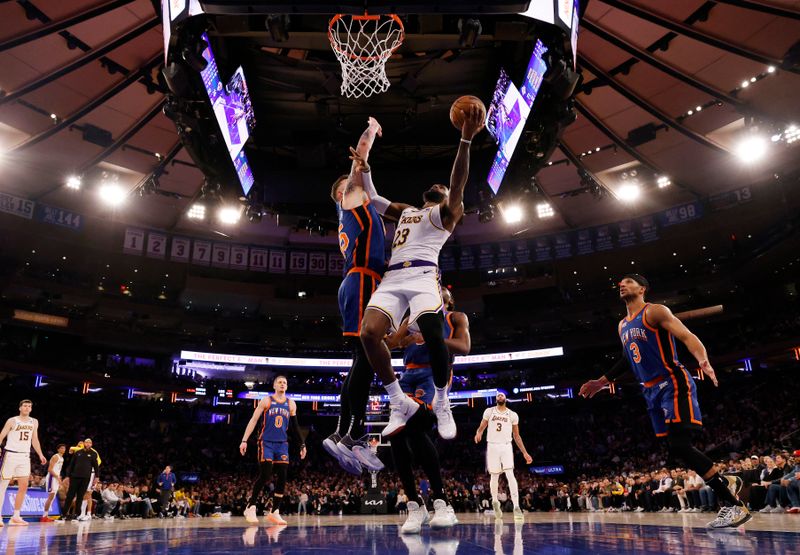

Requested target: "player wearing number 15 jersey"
[
  {"left": 240, "top": 376, "right": 306, "bottom": 526},
  {"left": 0, "top": 400, "right": 47, "bottom": 526},
  {"left": 474, "top": 392, "right": 532, "bottom": 522},
  {"left": 579, "top": 274, "right": 751, "bottom": 529}
]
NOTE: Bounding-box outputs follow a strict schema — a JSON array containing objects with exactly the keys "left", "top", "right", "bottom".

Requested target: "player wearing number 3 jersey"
[
  {"left": 240, "top": 376, "right": 306, "bottom": 525},
  {"left": 579, "top": 274, "right": 751, "bottom": 529},
  {"left": 474, "top": 392, "right": 532, "bottom": 522},
  {"left": 0, "top": 399, "right": 47, "bottom": 526}
]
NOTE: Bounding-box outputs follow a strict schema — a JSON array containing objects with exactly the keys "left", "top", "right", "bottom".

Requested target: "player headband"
[{"left": 622, "top": 273, "right": 649, "bottom": 290}]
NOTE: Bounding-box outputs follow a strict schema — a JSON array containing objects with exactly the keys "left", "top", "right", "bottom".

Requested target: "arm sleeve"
[
  {"left": 603, "top": 353, "right": 630, "bottom": 382},
  {"left": 289, "top": 415, "right": 304, "bottom": 446},
  {"left": 360, "top": 171, "right": 391, "bottom": 215}
]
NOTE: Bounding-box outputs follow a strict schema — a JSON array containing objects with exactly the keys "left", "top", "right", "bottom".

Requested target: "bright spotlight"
[
  {"left": 656, "top": 175, "right": 671, "bottom": 188},
  {"left": 65, "top": 175, "right": 82, "bottom": 190},
  {"left": 217, "top": 205, "right": 241, "bottom": 225},
  {"left": 187, "top": 203, "right": 206, "bottom": 220},
  {"left": 741, "top": 80, "right": 749, "bottom": 88},
  {"left": 536, "top": 202, "right": 554, "bottom": 219},
  {"left": 501, "top": 203, "right": 524, "bottom": 224},
  {"left": 98, "top": 183, "right": 126, "bottom": 207},
  {"left": 767, "top": 66, "right": 775, "bottom": 73},
  {"left": 617, "top": 184, "right": 641, "bottom": 202},
  {"left": 734, "top": 135, "right": 767, "bottom": 163}
]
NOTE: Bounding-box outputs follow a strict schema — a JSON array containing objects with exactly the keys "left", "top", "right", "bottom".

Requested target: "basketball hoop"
[{"left": 328, "top": 13, "right": 404, "bottom": 99}]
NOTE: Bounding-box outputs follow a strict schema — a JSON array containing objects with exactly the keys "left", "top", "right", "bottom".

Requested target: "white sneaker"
[
  {"left": 382, "top": 396, "right": 420, "bottom": 437},
  {"left": 432, "top": 396, "right": 456, "bottom": 439},
  {"left": 429, "top": 499, "right": 458, "bottom": 529},
  {"left": 446, "top": 504, "right": 459, "bottom": 524},
  {"left": 634, "top": 507, "right": 645, "bottom": 513},
  {"left": 244, "top": 505, "right": 259, "bottom": 524},
  {"left": 77, "top": 515, "right": 91, "bottom": 522},
  {"left": 770, "top": 506, "right": 784, "bottom": 514},
  {"left": 8, "top": 516, "right": 28, "bottom": 526},
  {"left": 493, "top": 501, "right": 503, "bottom": 520},
  {"left": 513, "top": 508, "right": 524, "bottom": 523},
  {"left": 401, "top": 501, "right": 428, "bottom": 534},
  {"left": 679, "top": 508, "right": 690, "bottom": 513},
  {"left": 758, "top": 506, "right": 773, "bottom": 514}
]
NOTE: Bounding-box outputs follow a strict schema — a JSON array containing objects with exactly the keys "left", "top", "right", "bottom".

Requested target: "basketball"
[{"left": 450, "top": 95, "right": 486, "bottom": 130}]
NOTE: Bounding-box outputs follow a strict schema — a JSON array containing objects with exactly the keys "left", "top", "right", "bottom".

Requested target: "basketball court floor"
[{"left": 1, "top": 513, "right": 797, "bottom": 554}]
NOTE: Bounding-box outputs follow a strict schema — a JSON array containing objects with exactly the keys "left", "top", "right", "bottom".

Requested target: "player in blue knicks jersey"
[
  {"left": 324, "top": 117, "right": 394, "bottom": 475},
  {"left": 580, "top": 274, "right": 751, "bottom": 529},
  {"left": 240, "top": 375, "right": 306, "bottom": 526}
]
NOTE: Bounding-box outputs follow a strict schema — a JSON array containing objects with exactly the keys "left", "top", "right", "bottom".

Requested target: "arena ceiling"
[{"left": 0, "top": 0, "right": 799, "bottom": 247}]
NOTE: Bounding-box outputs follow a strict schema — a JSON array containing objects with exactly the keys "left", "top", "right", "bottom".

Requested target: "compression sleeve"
[
  {"left": 289, "top": 415, "right": 304, "bottom": 447},
  {"left": 603, "top": 355, "right": 629, "bottom": 382},
  {"left": 360, "top": 170, "right": 390, "bottom": 215}
]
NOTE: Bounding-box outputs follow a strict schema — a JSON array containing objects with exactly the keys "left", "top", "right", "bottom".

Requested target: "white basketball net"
[{"left": 328, "top": 14, "right": 404, "bottom": 99}]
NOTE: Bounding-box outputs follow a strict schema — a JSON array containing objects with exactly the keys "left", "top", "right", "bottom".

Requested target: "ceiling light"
[
  {"left": 217, "top": 205, "right": 241, "bottom": 225},
  {"left": 98, "top": 183, "right": 126, "bottom": 207},
  {"left": 501, "top": 203, "right": 524, "bottom": 224},
  {"left": 617, "top": 184, "right": 641, "bottom": 202},
  {"left": 734, "top": 135, "right": 768, "bottom": 163},
  {"left": 767, "top": 66, "right": 775, "bottom": 73},
  {"left": 656, "top": 175, "right": 671, "bottom": 188},
  {"left": 536, "top": 202, "right": 554, "bottom": 219},
  {"left": 187, "top": 203, "right": 206, "bottom": 220},
  {"left": 750, "top": 77, "right": 756, "bottom": 82},
  {"left": 741, "top": 80, "right": 749, "bottom": 88},
  {"left": 695, "top": 106, "right": 702, "bottom": 111},
  {"left": 687, "top": 110, "right": 693, "bottom": 115},
  {"left": 66, "top": 175, "right": 82, "bottom": 190},
  {"left": 771, "top": 134, "right": 781, "bottom": 142}
]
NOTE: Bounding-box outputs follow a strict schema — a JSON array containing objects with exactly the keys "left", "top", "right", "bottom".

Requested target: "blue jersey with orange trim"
[
  {"left": 260, "top": 396, "right": 290, "bottom": 443},
  {"left": 619, "top": 304, "right": 688, "bottom": 384},
  {"left": 403, "top": 311, "right": 456, "bottom": 368},
  {"left": 337, "top": 201, "right": 386, "bottom": 275}
]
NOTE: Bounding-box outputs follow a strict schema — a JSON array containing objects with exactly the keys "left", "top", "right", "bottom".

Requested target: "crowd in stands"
[{"left": 0, "top": 361, "right": 797, "bottom": 521}]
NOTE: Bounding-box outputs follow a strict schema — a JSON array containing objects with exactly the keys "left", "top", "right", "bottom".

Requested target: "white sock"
[
  {"left": 80, "top": 500, "right": 87, "bottom": 516},
  {"left": 0, "top": 480, "right": 10, "bottom": 519},
  {"left": 43, "top": 508, "right": 49, "bottom": 517},
  {"left": 490, "top": 474, "right": 500, "bottom": 504},
  {"left": 384, "top": 380, "right": 406, "bottom": 404},
  {"left": 13, "top": 509, "right": 20, "bottom": 518},
  {"left": 434, "top": 387, "right": 448, "bottom": 406},
  {"left": 505, "top": 470, "right": 519, "bottom": 508}
]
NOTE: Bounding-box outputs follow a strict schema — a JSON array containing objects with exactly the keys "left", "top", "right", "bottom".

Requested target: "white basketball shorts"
[
  {"left": 1, "top": 451, "right": 31, "bottom": 480},
  {"left": 365, "top": 266, "right": 442, "bottom": 330},
  {"left": 486, "top": 443, "right": 514, "bottom": 474}
]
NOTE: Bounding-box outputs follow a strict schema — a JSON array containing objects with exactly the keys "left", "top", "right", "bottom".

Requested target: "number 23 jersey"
[{"left": 483, "top": 407, "right": 518, "bottom": 444}]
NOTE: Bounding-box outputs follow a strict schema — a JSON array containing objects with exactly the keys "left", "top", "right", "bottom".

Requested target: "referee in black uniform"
[{"left": 63, "top": 440, "right": 99, "bottom": 520}]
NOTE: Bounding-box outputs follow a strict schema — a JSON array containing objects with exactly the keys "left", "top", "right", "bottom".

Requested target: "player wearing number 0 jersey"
[
  {"left": 360, "top": 103, "right": 485, "bottom": 443},
  {"left": 579, "top": 274, "right": 751, "bottom": 529},
  {"left": 474, "top": 393, "right": 532, "bottom": 522},
  {"left": 240, "top": 375, "right": 306, "bottom": 526},
  {"left": 0, "top": 400, "right": 47, "bottom": 526},
  {"left": 324, "top": 117, "right": 392, "bottom": 475}
]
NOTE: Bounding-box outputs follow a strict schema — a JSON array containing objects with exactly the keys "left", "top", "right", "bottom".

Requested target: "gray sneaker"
[{"left": 707, "top": 505, "right": 752, "bottom": 529}]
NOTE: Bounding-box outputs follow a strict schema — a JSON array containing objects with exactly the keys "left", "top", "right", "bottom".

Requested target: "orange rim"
[{"left": 328, "top": 13, "right": 405, "bottom": 62}]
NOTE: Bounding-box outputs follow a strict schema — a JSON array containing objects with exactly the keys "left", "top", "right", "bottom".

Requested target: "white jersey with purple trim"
[
  {"left": 388, "top": 205, "right": 451, "bottom": 266},
  {"left": 483, "top": 407, "right": 518, "bottom": 444},
  {"left": 4, "top": 416, "right": 35, "bottom": 452}
]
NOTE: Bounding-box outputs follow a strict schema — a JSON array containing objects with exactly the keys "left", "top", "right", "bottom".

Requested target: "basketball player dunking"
[
  {"left": 323, "top": 117, "right": 392, "bottom": 474},
  {"left": 474, "top": 392, "right": 532, "bottom": 522},
  {"left": 360, "top": 104, "right": 484, "bottom": 439},
  {"left": 41, "top": 443, "right": 66, "bottom": 522},
  {"left": 0, "top": 399, "right": 47, "bottom": 526},
  {"left": 385, "top": 286, "right": 470, "bottom": 532},
  {"left": 579, "top": 274, "right": 751, "bottom": 529},
  {"left": 240, "top": 375, "right": 306, "bottom": 525}
]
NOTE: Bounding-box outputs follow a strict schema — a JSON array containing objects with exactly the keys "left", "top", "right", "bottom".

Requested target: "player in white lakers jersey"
[
  {"left": 474, "top": 392, "right": 532, "bottom": 522},
  {"left": 0, "top": 399, "right": 47, "bottom": 526},
  {"left": 360, "top": 104, "right": 484, "bottom": 440},
  {"left": 41, "top": 443, "right": 66, "bottom": 522}
]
